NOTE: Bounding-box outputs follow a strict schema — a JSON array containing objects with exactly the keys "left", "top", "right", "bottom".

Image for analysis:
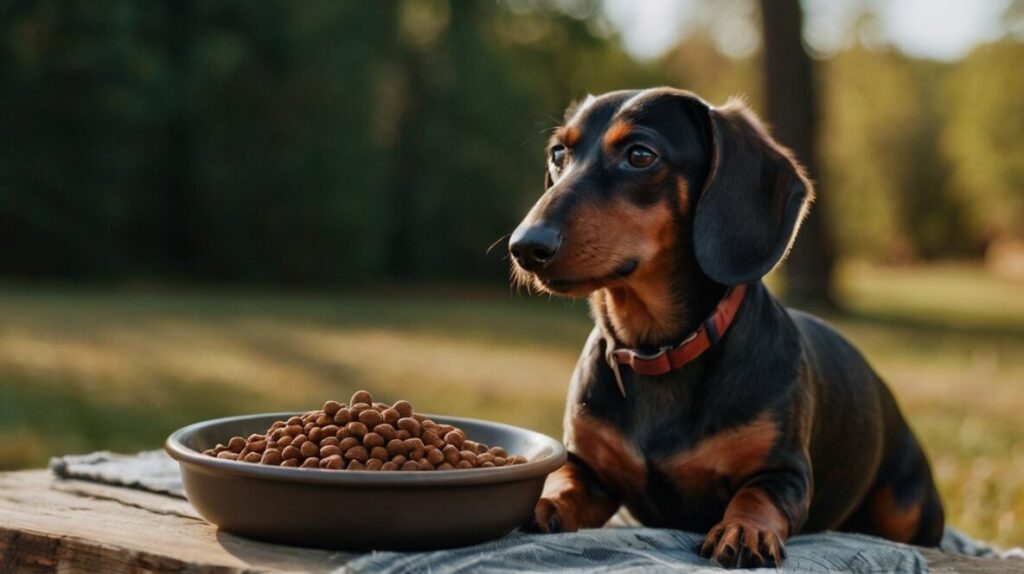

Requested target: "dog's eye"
[
  {"left": 627, "top": 146, "right": 657, "bottom": 169},
  {"left": 550, "top": 145, "right": 567, "bottom": 170}
]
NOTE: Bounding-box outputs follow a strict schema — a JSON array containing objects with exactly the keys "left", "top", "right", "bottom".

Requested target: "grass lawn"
[{"left": 1, "top": 264, "right": 1021, "bottom": 547}]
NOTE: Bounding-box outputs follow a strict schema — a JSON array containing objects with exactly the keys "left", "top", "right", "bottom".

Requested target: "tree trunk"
[{"left": 759, "top": 0, "right": 837, "bottom": 308}]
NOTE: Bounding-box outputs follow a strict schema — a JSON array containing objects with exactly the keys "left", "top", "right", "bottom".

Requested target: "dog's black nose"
[{"left": 509, "top": 225, "right": 562, "bottom": 271}]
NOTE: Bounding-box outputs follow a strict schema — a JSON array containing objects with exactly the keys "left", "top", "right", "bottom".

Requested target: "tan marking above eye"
[
  {"left": 603, "top": 121, "right": 633, "bottom": 151},
  {"left": 555, "top": 125, "right": 581, "bottom": 148}
]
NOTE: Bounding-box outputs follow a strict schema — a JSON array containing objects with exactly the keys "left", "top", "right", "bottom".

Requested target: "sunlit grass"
[{"left": 0, "top": 264, "right": 1021, "bottom": 546}]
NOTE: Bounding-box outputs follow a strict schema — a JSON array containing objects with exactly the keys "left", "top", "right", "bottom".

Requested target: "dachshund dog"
[{"left": 509, "top": 88, "right": 944, "bottom": 568}]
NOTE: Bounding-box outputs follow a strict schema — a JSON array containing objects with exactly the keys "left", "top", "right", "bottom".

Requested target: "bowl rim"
[{"left": 166, "top": 411, "right": 566, "bottom": 487}]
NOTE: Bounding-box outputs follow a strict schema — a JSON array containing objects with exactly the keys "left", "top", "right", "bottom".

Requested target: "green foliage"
[
  {"left": 942, "top": 42, "right": 1024, "bottom": 242},
  {"left": 1, "top": 2, "right": 1020, "bottom": 280}
]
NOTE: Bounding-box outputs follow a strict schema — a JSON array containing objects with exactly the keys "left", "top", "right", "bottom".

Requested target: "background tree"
[{"left": 759, "top": 0, "right": 837, "bottom": 308}]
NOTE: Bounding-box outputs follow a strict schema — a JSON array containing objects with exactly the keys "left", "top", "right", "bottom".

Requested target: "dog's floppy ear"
[{"left": 693, "top": 99, "right": 813, "bottom": 285}]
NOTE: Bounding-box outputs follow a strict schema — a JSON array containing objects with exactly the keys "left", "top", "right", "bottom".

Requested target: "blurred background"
[{"left": 1, "top": 0, "right": 1021, "bottom": 546}]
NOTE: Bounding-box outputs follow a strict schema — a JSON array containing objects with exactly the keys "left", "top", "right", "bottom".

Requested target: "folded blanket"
[{"left": 49, "top": 450, "right": 1022, "bottom": 573}]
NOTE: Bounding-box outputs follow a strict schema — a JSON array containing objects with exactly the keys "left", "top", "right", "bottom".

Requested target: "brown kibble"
[
  {"left": 422, "top": 430, "right": 444, "bottom": 448},
  {"left": 374, "top": 424, "right": 398, "bottom": 441},
  {"left": 350, "top": 403, "right": 370, "bottom": 420},
  {"left": 320, "top": 454, "right": 343, "bottom": 470},
  {"left": 426, "top": 448, "right": 445, "bottom": 465},
  {"left": 261, "top": 449, "right": 282, "bottom": 465},
  {"left": 300, "top": 441, "right": 319, "bottom": 458},
  {"left": 359, "top": 409, "right": 383, "bottom": 428},
  {"left": 397, "top": 417, "right": 422, "bottom": 437},
  {"left": 346, "top": 421, "right": 368, "bottom": 438},
  {"left": 393, "top": 400, "right": 413, "bottom": 418},
  {"left": 203, "top": 449, "right": 216, "bottom": 456},
  {"left": 345, "top": 445, "right": 369, "bottom": 462},
  {"left": 320, "top": 444, "right": 342, "bottom": 458},
  {"left": 443, "top": 444, "right": 460, "bottom": 465},
  {"left": 228, "top": 436, "right": 246, "bottom": 453},
  {"left": 333, "top": 408, "right": 351, "bottom": 425},
  {"left": 351, "top": 390, "right": 373, "bottom": 406},
  {"left": 323, "top": 400, "right": 343, "bottom": 416},
  {"left": 382, "top": 408, "right": 400, "bottom": 424},
  {"left": 363, "top": 432, "right": 385, "bottom": 449},
  {"left": 229, "top": 399, "right": 518, "bottom": 472},
  {"left": 339, "top": 436, "right": 361, "bottom": 452}
]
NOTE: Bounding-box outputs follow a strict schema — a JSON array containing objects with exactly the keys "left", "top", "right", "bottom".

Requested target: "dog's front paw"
[
  {"left": 522, "top": 496, "right": 581, "bottom": 534},
  {"left": 699, "top": 520, "right": 786, "bottom": 569}
]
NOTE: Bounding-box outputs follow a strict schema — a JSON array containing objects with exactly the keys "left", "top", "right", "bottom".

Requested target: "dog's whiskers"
[{"left": 486, "top": 234, "right": 512, "bottom": 256}]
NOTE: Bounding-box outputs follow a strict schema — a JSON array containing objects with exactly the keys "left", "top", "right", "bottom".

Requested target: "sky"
[{"left": 601, "top": 0, "right": 1014, "bottom": 61}]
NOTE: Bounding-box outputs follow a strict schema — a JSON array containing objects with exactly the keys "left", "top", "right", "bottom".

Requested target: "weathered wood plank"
[
  {"left": 1, "top": 470, "right": 1021, "bottom": 573},
  {"left": 0, "top": 471, "right": 352, "bottom": 573}
]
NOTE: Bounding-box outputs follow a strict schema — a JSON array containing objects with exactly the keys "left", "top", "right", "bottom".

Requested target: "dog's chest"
[{"left": 572, "top": 394, "right": 779, "bottom": 525}]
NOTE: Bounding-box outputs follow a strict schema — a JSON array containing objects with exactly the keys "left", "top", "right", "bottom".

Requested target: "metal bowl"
[{"left": 165, "top": 412, "right": 566, "bottom": 551}]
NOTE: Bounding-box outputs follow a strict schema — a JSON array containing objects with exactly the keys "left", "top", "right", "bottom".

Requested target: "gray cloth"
[
  {"left": 50, "top": 449, "right": 185, "bottom": 497},
  {"left": 49, "top": 450, "right": 1023, "bottom": 572},
  {"left": 345, "top": 529, "right": 925, "bottom": 574}
]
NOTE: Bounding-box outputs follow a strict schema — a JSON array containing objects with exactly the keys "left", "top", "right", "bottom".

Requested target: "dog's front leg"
[
  {"left": 529, "top": 454, "right": 620, "bottom": 533},
  {"left": 699, "top": 469, "right": 810, "bottom": 568}
]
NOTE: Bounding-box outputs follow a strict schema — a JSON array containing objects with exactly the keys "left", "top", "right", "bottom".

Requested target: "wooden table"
[{"left": 0, "top": 470, "right": 1018, "bottom": 573}]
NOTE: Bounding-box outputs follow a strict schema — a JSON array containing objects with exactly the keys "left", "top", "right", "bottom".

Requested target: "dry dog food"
[{"left": 202, "top": 391, "right": 528, "bottom": 471}]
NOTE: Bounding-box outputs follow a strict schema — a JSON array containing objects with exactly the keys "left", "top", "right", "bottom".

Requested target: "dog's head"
[{"left": 509, "top": 87, "right": 813, "bottom": 297}]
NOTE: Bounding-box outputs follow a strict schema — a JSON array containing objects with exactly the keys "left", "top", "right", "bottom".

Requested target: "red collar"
[{"left": 606, "top": 284, "right": 748, "bottom": 395}]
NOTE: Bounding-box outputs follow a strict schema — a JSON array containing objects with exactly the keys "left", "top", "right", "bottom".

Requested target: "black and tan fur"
[{"left": 508, "top": 88, "right": 944, "bottom": 568}]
